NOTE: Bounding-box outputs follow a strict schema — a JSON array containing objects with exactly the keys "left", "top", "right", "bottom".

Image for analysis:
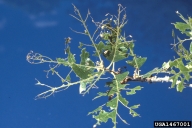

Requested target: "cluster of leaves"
[
  {"left": 169, "top": 12, "right": 192, "bottom": 91},
  {"left": 140, "top": 11, "right": 192, "bottom": 92},
  {"left": 26, "top": 5, "right": 192, "bottom": 128}
]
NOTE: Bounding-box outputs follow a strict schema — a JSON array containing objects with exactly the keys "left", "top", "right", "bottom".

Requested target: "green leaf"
[
  {"left": 170, "top": 69, "right": 176, "bottom": 74},
  {"left": 94, "top": 110, "right": 116, "bottom": 125},
  {"left": 119, "top": 46, "right": 128, "bottom": 53},
  {"left": 141, "top": 67, "right": 160, "bottom": 78},
  {"left": 89, "top": 71, "right": 131, "bottom": 127},
  {"left": 66, "top": 47, "right": 76, "bottom": 63},
  {"left": 119, "top": 95, "right": 128, "bottom": 106},
  {"left": 93, "top": 92, "right": 108, "bottom": 100},
  {"left": 72, "top": 64, "right": 92, "bottom": 79},
  {"left": 56, "top": 58, "right": 69, "bottom": 66},
  {"left": 178, "top": 43, "right": 189, "bottom": 56},
  {"left": 106, "top": 97, "right": 118, "bottom": 109},
  {"left": 189, "top": 17, "right": 192, "bottom": 26},
  {"left": 177, "top": 60, "right": 189, "bottom": 72},
  {"left": 126, "top": 86, "right": 143, "bottom": 95},
  {"left": 174, "top": 22, "right": 190, "bottom": 32},
  {"left": 102, "top": 33, "right": 111, "bottom": 40},
  {"left": 66, "top": 75, "right": 71, "bottom": 82},
  {"left": 130, "top": 104, "right": 140, "bottom": 109},
  {"left": 116, "top": 71, "right": 129, "bottom": 82},
  {"left": 94, "top": 110, "right": 108, "bottom": 122},
  {"left": 107, "top": 72, "right": 129, "bottom": 96},
  {"left": 170, "top": 74, "right": 180, "bottom": 88},
  {"left": 80, "top": 52, "right": 95, "bottom": 72},
  {"left": 129, "top": 109, "right": 140, "bottom": 117},
  {"left": 88, "top": 103, "right": 118, "bottom": 127},
  {"left": 86, "top": 59, "right": 95, "bottom": 69},
  {"left": 182, "top": 71, "right": 190, "bottom": 81},
  {"left": 103, "top": 40, "right": 129, "bottom": 62},
  {"left": 93, "top": 41, "right": 105, "bottom": 56},
  {"left": 173, "top": 22, "right": 191, "bottom": 36},
  {"left": 169, "top": 59, "right": 179, "bottom": 67},
  {"left": 177, "top": 79, "right": 184, "bottom": 92},
  {"left": 126, "top": 57, "right": 147, "bottom": 69},
  {"left": 88, "top": 106, "right": 103, "bottom": 115},
  {"left": 80, "top": 48, "right": 89, "bottom": 65},
  {"left": 128, "top": 41, "right": 135, "bottom": 55}
]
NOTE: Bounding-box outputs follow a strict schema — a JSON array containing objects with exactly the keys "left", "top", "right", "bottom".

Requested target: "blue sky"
[{"left": 1, "top": 0, "right": 192, "bottom": 128}]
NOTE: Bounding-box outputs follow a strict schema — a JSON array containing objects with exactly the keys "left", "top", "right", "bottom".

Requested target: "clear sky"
[{"left": 0, "top": 0, "right": 192, "bottom": 128}]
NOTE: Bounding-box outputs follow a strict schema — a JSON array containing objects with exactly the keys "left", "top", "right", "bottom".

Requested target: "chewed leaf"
[
  {"left": 107, "top": 72, "right": 129, "bottom": 96},
  {"left": 170, "top": 74, "right": 180, "bottom": 88},
  {"left": 177, "top": 79, "right": 184, "bottom": 92},
  {"left": 126, "top": 86, "right": 143, "bottom": 95},
  {"left": 119, "top": 95, "right": 128, "bottom": 106},
  {"left": 94, "top": 110, "right": 116, "bottom": 125},
  {"left": 93, "top": 92, "right": 107, "bottom": 100},
  {"left": 129, "top": 109, "right": 140, "bottom": 117},
  {"left": 141, "top": 67, "right": 161, "bottom": 78},
  {"left": 88, "top": 106, "right": 102, "bottom": 115},
  {"left": 66, "top": 47, "right": 76, "bottom": 63},
  {"left": 126, "top": 57, "right": 147, "bottom": 69},
  {"left": 130, "top": 104, "right": 140, "bottom": 109},
  {"left": 94, "top": 41, "right": 105, "bottom": 56},
  {"left": 173, "top": 22, "right": 191, "bottom": 36},
  {"left": 106, "top": 97, "right": 118, "bottom": 109}
]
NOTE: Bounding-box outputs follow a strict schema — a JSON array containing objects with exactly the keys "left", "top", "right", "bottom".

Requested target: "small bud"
[
  {"left": 101, "top": 25, "right": 105, "bottom": 29},
  {"left": 93, "top": 124, "right": 97, "bottom": 128},
  {"left": 176, "top": 11, "right": 179, "bottom": 14},
  {"left": 96, "top": 61, "right": 100, "bottom": 66},
  {"left": 86, "top": 58, "right": 90, "bottom": 61},
  {"left": 104, "top": 50, "right": 109, "bottom": 55},
  {"left": 100, "top": 33, "right": 104, "bottom": 38},
  {"left": 84, "top": 30, "right": 88, "bottom": 34},
  {"left": 103, "top": 50, "right": 110, "bottom": 57}
]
